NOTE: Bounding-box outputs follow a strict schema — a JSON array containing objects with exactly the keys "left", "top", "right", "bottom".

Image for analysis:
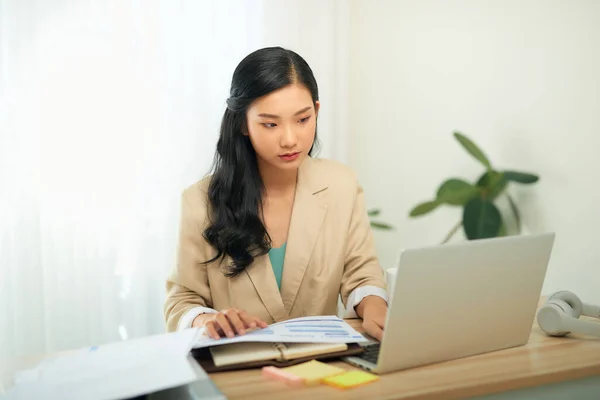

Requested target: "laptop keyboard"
[{"left": 357, "top": 343, "right": 380, "bottom": 364}]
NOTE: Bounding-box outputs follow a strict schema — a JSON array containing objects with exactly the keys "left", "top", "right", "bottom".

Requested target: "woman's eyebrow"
[{"left": 257, "top": 106, "right": 312, "bottom": 119}]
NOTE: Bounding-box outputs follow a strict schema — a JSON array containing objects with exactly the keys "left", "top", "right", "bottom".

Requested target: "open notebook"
[
  {"left": 192, "top": 342, "right": 364, "bottom": 373},
  {"left": 210, "top": 342, "right": 348, "bottom": 367},
  {"left": 191, "top": 316, "right": 367, "bottom": 372}
]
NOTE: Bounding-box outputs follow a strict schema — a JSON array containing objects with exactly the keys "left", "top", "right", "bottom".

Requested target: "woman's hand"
[
  {"left": 355, "top": 295, "right": 388, "bottom": 342},
  {"left": 192, "top": 308, "right": 269, "bottom": 339}
]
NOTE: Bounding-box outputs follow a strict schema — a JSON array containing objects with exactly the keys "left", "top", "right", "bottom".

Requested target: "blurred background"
[{"left": 1, "top": 0, "right": 599, "bottom": 362}]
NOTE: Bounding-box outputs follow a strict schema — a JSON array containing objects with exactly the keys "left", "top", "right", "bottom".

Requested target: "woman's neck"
[{"left": 258, "top": 161, "right": 297, "bottom": 198}]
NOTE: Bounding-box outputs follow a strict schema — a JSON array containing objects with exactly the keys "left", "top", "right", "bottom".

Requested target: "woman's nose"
[{"left": 280, "top": 125, "right": 298, "bottom": 148}]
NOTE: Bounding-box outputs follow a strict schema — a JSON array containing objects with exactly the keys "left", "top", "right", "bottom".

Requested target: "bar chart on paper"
[{"left": 193, "top": 316, "right": 368, "bottom": 349}]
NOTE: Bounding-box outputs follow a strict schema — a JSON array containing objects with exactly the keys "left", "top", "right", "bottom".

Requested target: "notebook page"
[
  {"left": 279, "top": 343, "right": 348, "bottom": 361},
  {"left": 209, "top": 342, "right": 280, "bottom": 367}
]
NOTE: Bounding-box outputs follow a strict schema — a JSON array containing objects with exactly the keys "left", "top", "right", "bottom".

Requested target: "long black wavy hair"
[{"left": 203, "top": 47, "right": 320, "bottom": 277}]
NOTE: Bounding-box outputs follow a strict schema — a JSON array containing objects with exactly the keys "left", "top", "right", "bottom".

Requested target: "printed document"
[
  {"left": 3, "top": 329, "right": 222, "bottom": 400},
  {"left": 193, "top": 315, "right": 367, "bottom": 349}
]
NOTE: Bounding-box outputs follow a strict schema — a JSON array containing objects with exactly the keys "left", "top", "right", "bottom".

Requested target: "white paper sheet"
[
  {"left": 4, "top": 329, "right": 207, "bottom": 400},
  {"left": 193, "top": 315, "right": 367, "bottom": 349}
]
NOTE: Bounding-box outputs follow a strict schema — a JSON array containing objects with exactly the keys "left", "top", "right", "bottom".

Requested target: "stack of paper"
[{"left": 4, "top": 329, "right": 225, "bottom": 400}]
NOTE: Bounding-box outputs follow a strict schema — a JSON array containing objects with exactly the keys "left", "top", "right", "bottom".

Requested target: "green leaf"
[
  {"left": 367, "top": 209, "right": 381, "bottom": 217},
  {"left": 409, "top": 200, "right": 440, "bottom": 217},
  {"left": 453, "top": 131, "right": 492, "bottom": 169},
  {"left": 436, "top": 178, "right": 480, "bottom": 205},
  {"left": 503, "top": 170, "right": 539, "bottom": 184},
  {"left": 506, "top": 193, "right": 521, "bottom": 233},
  {"left": 462, "top": 197, "right": 502, "bottom": 240},
  {"left": 476, "top": 171, "right": 507, "bottom": 199},
  {"left": 370, "top": 221, "right": 393, "bottom": 230}
]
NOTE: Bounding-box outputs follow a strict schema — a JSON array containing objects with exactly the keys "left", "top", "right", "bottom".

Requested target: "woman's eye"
[
  {"left": 299, "top": 116, "right": 311, "bottom": 124},
  {"left": 262, "top": 123, "right": 277, "bottom": 128}
]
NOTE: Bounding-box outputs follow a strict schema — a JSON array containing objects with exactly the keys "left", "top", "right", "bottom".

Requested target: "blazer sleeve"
[
  {"left": 339, "top": 181, "right": 387, "bottom": 308},
  {"left": 164, "top": 189, "right": 215, "bottom": 332}
]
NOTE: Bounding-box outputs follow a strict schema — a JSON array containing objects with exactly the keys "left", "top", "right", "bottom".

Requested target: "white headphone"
[{"left": 537, "top": 291, "right": 600, "bottom": 338}]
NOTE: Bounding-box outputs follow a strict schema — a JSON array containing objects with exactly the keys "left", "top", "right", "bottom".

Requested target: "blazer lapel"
[
  {"left": 245, "top": 254, "right": 288, "bottom": 322},
  {"left": 280, "top": 158, "right": 328, "bottom": 314}
]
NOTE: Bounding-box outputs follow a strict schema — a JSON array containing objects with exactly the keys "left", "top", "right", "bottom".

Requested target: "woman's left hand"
[{"left": 355, "top": 295, "right": 388, "bottom": 341}]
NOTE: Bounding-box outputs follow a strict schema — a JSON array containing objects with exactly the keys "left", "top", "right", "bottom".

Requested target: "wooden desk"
[
  {"left": 2, "top": 316, "right": 600, "bottom": 399},
  {"left": 208, "top": 318, "right": 600, "bottom": 400}
]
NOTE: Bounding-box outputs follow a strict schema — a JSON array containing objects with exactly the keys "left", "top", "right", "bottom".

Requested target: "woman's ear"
[{"left": 314, "top": 101, "right": 321, "bottom": 117}]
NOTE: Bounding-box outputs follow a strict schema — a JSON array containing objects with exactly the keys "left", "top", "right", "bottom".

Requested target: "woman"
[{"left": 164, "top": 47, "right": 388, "bottom": 341}]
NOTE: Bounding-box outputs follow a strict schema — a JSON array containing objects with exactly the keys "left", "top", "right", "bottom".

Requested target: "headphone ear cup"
[
  {"left": 537, "top": 300, "right": 573, "bottom": 337},
  {"left": 546, "top": 291, "right": 583, "bottom": 318}
]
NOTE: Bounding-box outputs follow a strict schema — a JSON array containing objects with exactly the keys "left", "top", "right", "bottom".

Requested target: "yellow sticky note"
[
  {"left": 281, "top": 360, "right": 346, "bottom": 385},
  {"left": 323, "top": 370, "right": 379, "bottom": 389}
]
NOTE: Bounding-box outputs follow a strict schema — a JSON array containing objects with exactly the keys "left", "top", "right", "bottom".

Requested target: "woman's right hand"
[{"left": 192, "top": 308, "right": 269, "bottom": 339}]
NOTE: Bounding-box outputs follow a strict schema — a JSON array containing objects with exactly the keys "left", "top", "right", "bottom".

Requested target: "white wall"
[
  {"left": 348, "top": 0, "right": 600, "bottom": 303},
  {"left": 259, "top": 0, "right": 350, "bottom": 164}
]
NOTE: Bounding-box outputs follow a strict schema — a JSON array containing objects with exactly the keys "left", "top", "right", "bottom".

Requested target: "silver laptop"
[{"left": 343, "top": 233, "right": 555, "bottom": 374}]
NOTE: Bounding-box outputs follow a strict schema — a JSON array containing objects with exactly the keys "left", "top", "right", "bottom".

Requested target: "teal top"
[{"left": 268, "top": 242, "right": 287, "bottom": 290}]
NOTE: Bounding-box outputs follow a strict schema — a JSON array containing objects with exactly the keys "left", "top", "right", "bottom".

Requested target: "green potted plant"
[{"left": 409, "top": 131, "right": 539, "bottom": 243}]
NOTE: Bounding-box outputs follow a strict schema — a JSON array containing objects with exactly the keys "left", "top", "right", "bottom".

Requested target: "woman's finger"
[
  {"left": 205, "top": 321, "right": 222, "bottom": 340},
  {"left": 234, "top": 309, "right": 268, "bottom": 329},
  {"left": 237, "top": 311, "right": 257, "bottom": 329},
  {"left": 215, "top": 313, "right": 235, "bottom": 338},
  {"left": 364, "top": 319, "right": 383, "bottom": 342},
  {"left": 224, "top": 309, "right": 246, "bottom": 335},
  {"left": 257, "top": 319, "right": 268, "bottom": 328},
  {"left": 253, "top": 316, "right": 268, "bottom": 328}
]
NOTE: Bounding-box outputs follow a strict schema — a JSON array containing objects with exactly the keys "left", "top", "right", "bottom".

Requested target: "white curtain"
[{"left": 0, "top": 0, "right": 349, "bottom": 362}]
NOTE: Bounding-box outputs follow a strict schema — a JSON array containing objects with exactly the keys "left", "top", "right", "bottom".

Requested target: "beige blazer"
[{"left": 164, "top": 157, "right": 387, "bottom": 332}]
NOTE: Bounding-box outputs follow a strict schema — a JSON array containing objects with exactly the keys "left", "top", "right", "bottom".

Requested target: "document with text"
[{"left": 193, "top": 315, "right": 368, "bottom": 349}]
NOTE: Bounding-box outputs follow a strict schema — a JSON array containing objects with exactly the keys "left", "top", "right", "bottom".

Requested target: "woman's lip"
[{"left": 279, "top": 152, "right": 300, "bottom": 160}]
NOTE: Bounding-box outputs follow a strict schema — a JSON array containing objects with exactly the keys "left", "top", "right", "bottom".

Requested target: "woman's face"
[{"left": 246, "top": 83, "right": 319, "bottom": 173}]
